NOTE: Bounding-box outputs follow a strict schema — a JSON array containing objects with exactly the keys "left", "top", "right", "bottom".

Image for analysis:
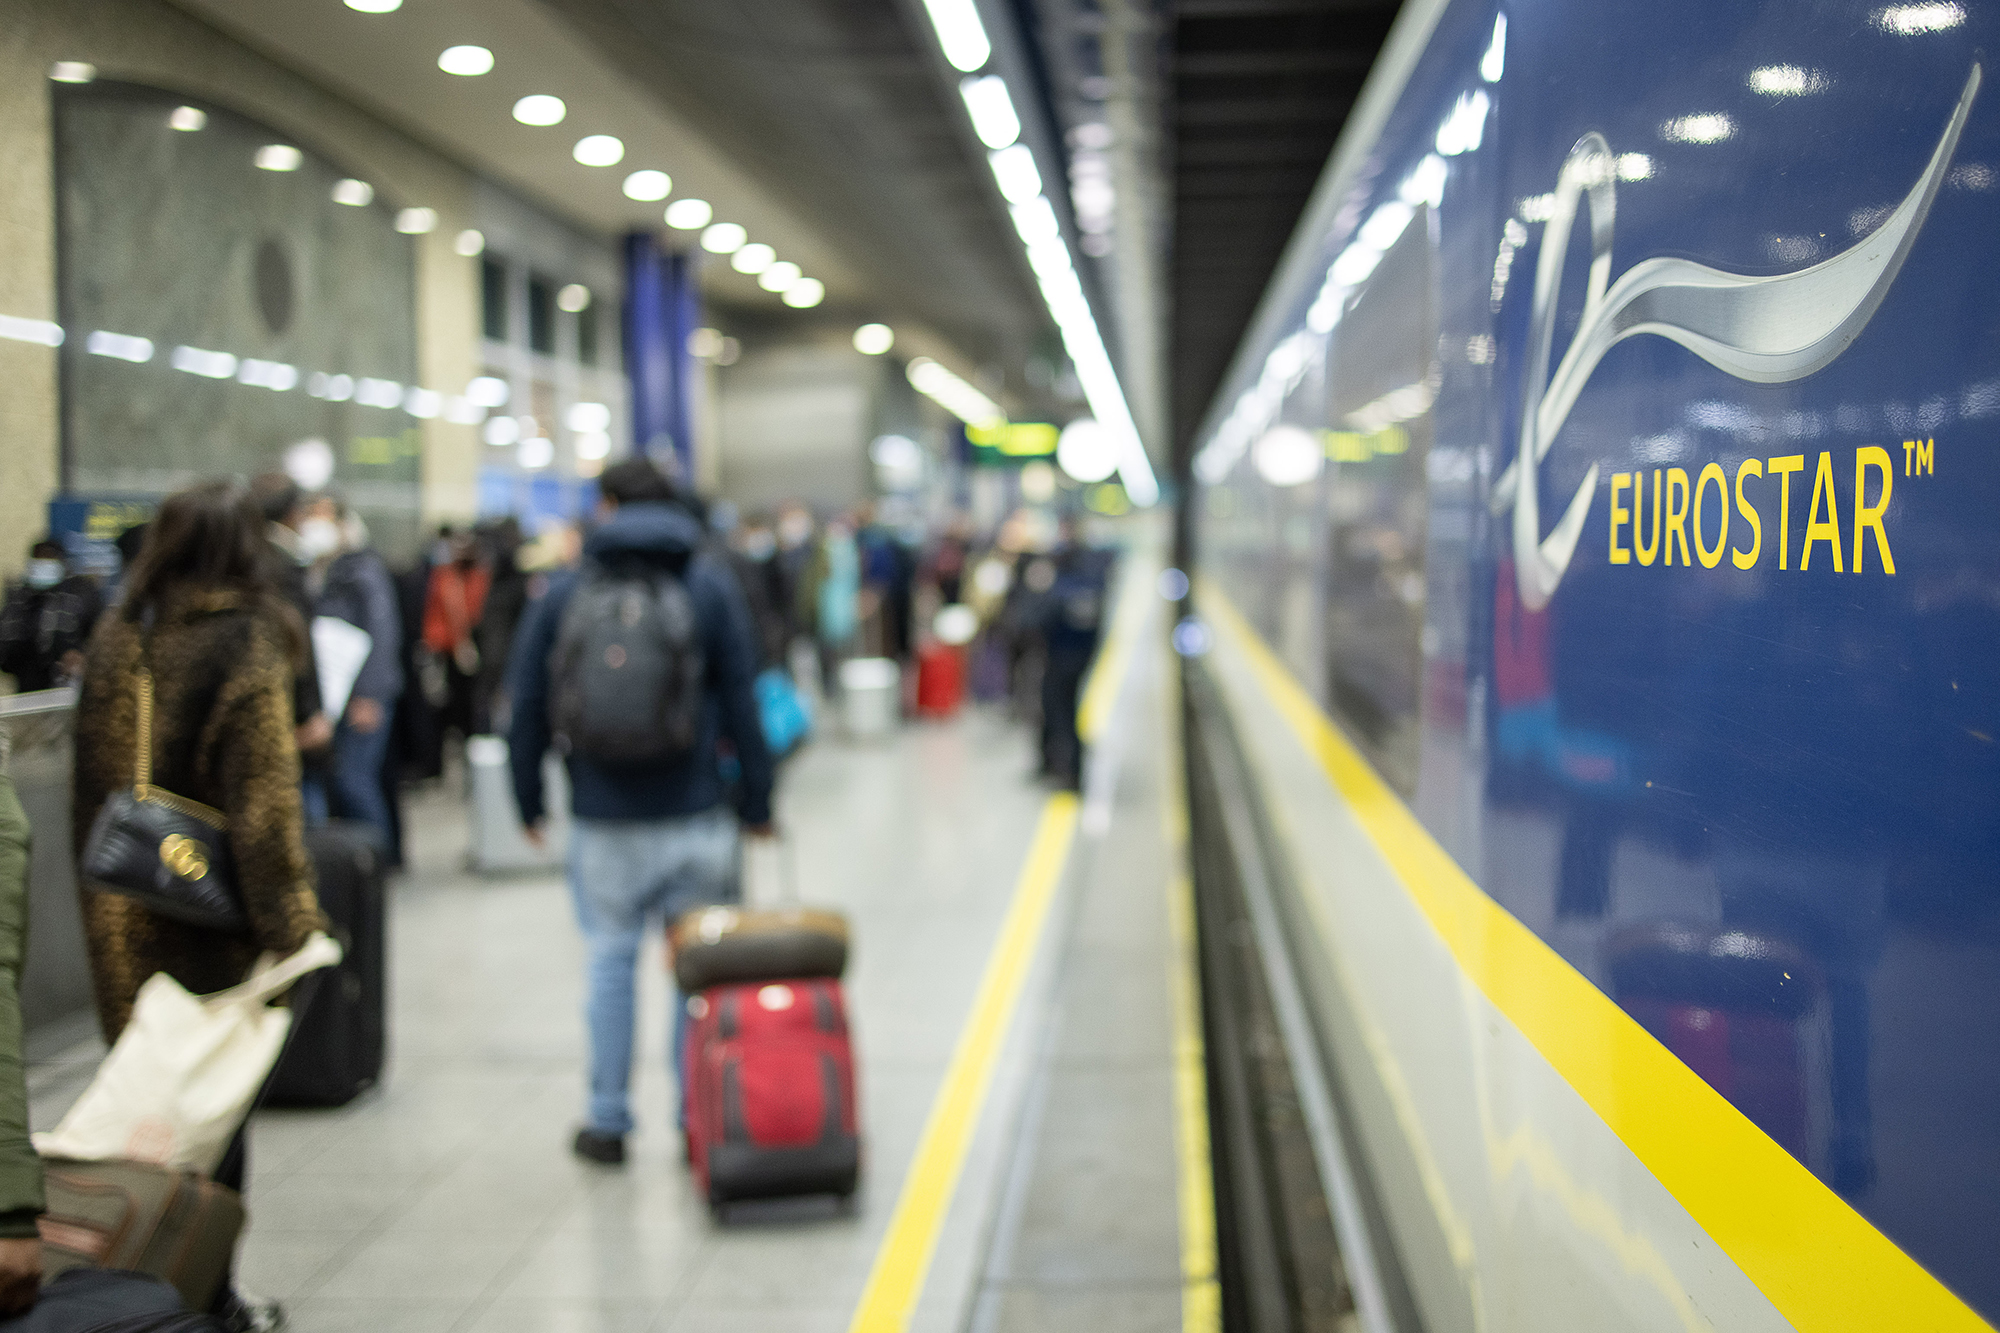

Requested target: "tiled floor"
[{"left": 32, "top": 701, "right": 1064, "bottom": 1332}]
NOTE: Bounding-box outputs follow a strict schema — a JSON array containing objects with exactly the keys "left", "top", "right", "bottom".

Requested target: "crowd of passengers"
[{"left": 0, "top": 457, "right": 1111, "bottom": 1329}]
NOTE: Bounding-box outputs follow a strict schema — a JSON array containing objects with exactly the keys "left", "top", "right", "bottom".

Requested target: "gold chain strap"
[{"left": 131, "top": 665, "right": 228, "bottom": 830}]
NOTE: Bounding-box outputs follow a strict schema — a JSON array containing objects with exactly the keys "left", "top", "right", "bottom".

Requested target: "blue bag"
[{"left": 756, "top": 667, "right": 813, "bottom": 756}]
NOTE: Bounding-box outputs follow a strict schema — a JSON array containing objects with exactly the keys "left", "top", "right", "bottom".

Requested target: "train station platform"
[{"left": 25, "top": 551, "right": 1207, "bottom": 1333}]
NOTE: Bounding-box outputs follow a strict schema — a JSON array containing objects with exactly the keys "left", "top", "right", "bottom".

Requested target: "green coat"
[{"left": 0, "top": 773, "right": 45, "bottom": 1236}]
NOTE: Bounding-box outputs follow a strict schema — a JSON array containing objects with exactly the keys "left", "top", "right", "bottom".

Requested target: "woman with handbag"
[{"left": 70, "top": 479, "right": 327, "bottom": 1331}]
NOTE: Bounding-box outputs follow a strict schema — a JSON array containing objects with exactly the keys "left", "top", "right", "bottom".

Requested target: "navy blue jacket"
[{"left": 507, "top": 503, "right": 774, "bottom": 828}]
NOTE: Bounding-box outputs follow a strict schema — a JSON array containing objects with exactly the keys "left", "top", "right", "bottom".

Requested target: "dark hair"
[
  {"left": 121, "top": 480, "right": 305, "bottom": 663},
  {"left": 249, "top": 472, "right": 303, "bottom": 525},
  {"left": 29, "top": 537, "right": 63, "bottom": 560},
  {"left": 114, "top": 523, "right": 149, "bottom": 565},
  {"left": 599, "top": 457, "right": 683, "bottom": 508}
]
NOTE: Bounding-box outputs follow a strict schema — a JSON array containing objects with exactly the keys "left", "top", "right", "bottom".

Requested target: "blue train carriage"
[{"left": 1190, "top": 0, "right": 1999, "bottom": 1328}]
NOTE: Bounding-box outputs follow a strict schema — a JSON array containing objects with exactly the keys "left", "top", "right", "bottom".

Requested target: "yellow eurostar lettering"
[
  {"left": 1663, "top": 467, "right": 1691, "bottom": 566},
  {"left": 1732, "top": 458, "right": 1763, "bottom": 570},
  {"left": 1916, "top": 437, "right": 1934, "bottom": 475},
  {"left": 1801, "top": 450, "right": 1844, "bottom": 573},
  {"left": 1854, "top": 446, "right": 1896, "bottom": 575},
  {"left": 1767, "top": 455, "right": 1806, "bottom": 570},
  {"left": 1693, "top": 463, "right": 1728, "bottom": 569},
  {"left": 1633, "top": 469, "right": 1663, "bottom": 566},
  {"left": 1608, "top": 473, "right": 1632, "bottom": 564}
]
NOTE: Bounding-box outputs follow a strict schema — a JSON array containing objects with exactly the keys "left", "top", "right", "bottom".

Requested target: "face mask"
[
  {"left": 23, "top": 559, "right": 63, "bottom": 590},
  {"left": 296, "top": 517, "right": 343, "bottom": 562},
  {"left": 778, "top": 513, "right": 813, "bottom": 548},
  {"left": 741, "top": 531, "right": 777, "bottom": 561}
]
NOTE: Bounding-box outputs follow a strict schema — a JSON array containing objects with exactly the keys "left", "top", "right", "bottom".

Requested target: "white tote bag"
[{"left": 35, "top": 932, "right": 342, "bottom": 1174}]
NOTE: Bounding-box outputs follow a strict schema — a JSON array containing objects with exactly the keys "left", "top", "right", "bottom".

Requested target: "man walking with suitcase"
[{"left": 507, "top": 458, "right": 775, "bottom": 1165}]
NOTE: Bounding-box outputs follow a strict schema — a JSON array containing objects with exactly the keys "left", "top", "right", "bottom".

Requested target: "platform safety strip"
[
  {"left": 846, "top": 793, "right": 1080, "bottom": 1333},
  {"left": 1162, "top": 666, "right": 1224, "bottom": 1333}
]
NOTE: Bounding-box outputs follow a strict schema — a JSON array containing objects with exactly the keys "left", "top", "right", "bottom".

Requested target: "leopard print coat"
[{"left": 71, "top": 587, "right": 326, "bottom": 1040}]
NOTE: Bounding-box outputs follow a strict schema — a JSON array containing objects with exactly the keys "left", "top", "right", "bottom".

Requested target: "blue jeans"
[
  {"left": 301, "top": 715, "right": 394, "bottom": 849},
  {"left": 567, "top": 808, "right": 740, "bottom": 1137}
]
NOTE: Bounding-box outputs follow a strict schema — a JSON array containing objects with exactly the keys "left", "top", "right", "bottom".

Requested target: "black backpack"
[{"left": 549, "top": 563, "right": 705, "bottom": 764}]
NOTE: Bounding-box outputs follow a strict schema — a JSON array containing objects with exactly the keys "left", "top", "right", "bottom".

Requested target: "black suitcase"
[{"left": 266, "top": 820, "right": 387, "bottom": 1106}]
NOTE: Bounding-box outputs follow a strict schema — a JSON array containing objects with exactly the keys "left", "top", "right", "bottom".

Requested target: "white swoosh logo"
[{"left": 1495, "top": 64, "right": 1980, "bottom": 610}]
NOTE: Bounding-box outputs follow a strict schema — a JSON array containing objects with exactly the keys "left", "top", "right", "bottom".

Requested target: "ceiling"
[
  {"left": 1167, "top": 0, "right": 1400, "bottom": 467},
  {"left": 174, "top": 0, "right": 1404, "bottom": 469}
]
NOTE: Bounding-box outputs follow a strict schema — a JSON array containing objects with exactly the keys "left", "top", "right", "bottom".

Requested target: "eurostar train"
[{"left": 1182, "top": 0, "right": 2000, "bottom": 1328}]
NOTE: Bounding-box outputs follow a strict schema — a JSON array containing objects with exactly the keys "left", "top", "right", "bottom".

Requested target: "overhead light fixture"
[
  {"left": 1873, "top": 2, "right": 1965, "bottom": 32},
  {"left": 437, "top": 45, "right": 493, "bottom": 76},
  {"left": 907, "top": 357, "right": 1004, "bottom": 425},
  {"left": 730, "top": 243, "right": 776, "bottom": 274},
  {"left": 483, "top": 415, "right": 522, "bottom": 446},
  {"left": 687, "top": 327, "right": 725, "bottom": 358},
  {"left": 1056, "top": 418, "right": 1117, "bottom": 482},
  {"left": 0, "top": 316, "right": 63, "bottom": 347},
  {"left": 959, "top": 76, "right": 1020, "bottom": 149},
  {"left": 573, "top": 135, "right": 624, "bottom": 167},
  {"left": 701, "top": 222, "right": 747, "bottom": 253},
  {"left": 171, "top": 345, "right": 238, "bottom": 379},
  {"left": 87, "top": 331, "right": 154, "bottom": 363},
  {"left": 512, "top": 95, "right": 566, "bottom": 127},
  {"left": 518, "top": 435, "right": 554, "bottom": 469},
  {"left": 623, "top": 169, "right": 672, "bottom": 201},
  {"left": 465, "top": 376, "right": 510, "bottom": 408},
  {"left": 1748, "top": 65, "right": 1829, "bottom": 95},
  {"left": 919, "top": 0, "right": 991, "bottom": 72},
  {"left": 168, "top": 106, "right": 207, "bottom": 132},
  {"left": 344, "top": 0, "right": 402, "bottom": 10},
  {"left": 255, "top": 145, "right": 303, "bottom": 172},
  {"left": 988, "top": 144, "right": 1041, "bottom": 203},
  {"left": 1480, "top": 13, "right": 1506, "bottom": 82},
  {"left": 758, "top": 261, "right": 801, "bottom": 292},
  {"left": 49, "top": 62, "right": 97, "bottom": 83},
  {"left": 557, "top": 284, "right": 591, "bottom": 312},
  {"left": 665, "top": 198, "right": 713, "bottom": 229},
  {"left": 782, "top": 279, "right": 825, "bottom": 308},
  {"left": 331, "top": 179, "right": 374, "bottom": 206},
  {"left": 567, "top": 401, "right": 612, "bottom": 433},
  {"left": 853, "top": 323, "right": 894, "bottom": 355},
  {"left": 454, "top": 228, "right": 486, "bottom": 256},
  {"left": 395, "top": 207, "right": 438, "bottom": 234},
  {"left": 575, "top": 432, "right": 612, "bottom": 461}
]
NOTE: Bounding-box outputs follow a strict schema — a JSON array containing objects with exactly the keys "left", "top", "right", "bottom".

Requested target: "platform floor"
[{"left": 27, "top": 612, "right": 1192, "bottom": 1332}]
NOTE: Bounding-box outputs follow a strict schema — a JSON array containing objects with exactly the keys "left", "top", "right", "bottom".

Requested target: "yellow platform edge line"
[
  {"left": 846, "top": 793, "right": 1081, "bottom": 1333},
  {"left": 1198, "top": 588, "right": 1991, "bottom": 1333},
  {"left": 1161, "top": 661, "right": 1223, "bottom": 1333}
]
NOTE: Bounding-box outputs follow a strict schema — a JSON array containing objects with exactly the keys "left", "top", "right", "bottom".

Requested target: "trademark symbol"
[{"left": 1902, "top": 438, "right": 1935, "bottom": 476}]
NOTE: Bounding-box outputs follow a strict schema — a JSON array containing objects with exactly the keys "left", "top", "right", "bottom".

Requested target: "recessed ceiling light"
[
  {"left": 168, "top": 106, "right": 207, "bottom": 132},
  {"left": 557, "top": 284, "right": 592, "bottom": 312},
  {"left": 332, "top": 179, "right": 374, "bottom": 206},
  {"left": 49, "top": 62, "right": 97, "bottom": 84},
  {"left": 255, "top": 145, "right": 304, "bottom": 172},
  {"left": 574, "top": 135, "right": 624, "bottom": 167},
  {"left": 395, "top": 207, "right": 438, "bottom": 234},
  {"left": 701, "top": 222, "right": 747, "bottom": 254},
  {"left": 344, "top": 0, "right": 402, "bottom": 11},
  {"left": 730, "top": 243, "right": 776, "bottom": 274},
  {"left": 853, "top": 323, "right": 894, "bottom": 354},
  {"left": 623, "top": 170, "right": 672, "bottom": 201},
  {"left": 454, "top": 229, "right": 486, "bottom": 257},
  {"left": 665, "top": 198, "right": 712, "bottom": 230},
  {"left": 758, "top": 261, "right": 802, "bottom": 292},
  {"left": 438, "top": 45, "right": 493, "bottom": 76},
  {"left": 782, "top": 279, "right": 825, "bottom": 308},
  {"left": 519, "top": 436, "right": 554, "bottom": 469},
  {"left": 512, "top": 95, "right": 566, "bottom": 127}
]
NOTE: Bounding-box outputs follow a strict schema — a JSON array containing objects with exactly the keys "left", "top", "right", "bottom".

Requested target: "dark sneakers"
[{"left": 572, "top": 1128, "right": 627, "bottom": 1165}]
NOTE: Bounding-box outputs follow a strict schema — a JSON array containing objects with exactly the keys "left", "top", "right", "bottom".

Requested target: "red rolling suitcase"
[
  {"left": 684, "top": 977, "right": 860, "bottom": 1210},
  {"left": 914, "top": 642, "right": 965, "bottom": 717}
]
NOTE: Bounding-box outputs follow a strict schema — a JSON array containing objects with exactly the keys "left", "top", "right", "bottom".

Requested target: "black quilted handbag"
[{"left": 80, "top": 668, "right": 248, "bottom": 933}]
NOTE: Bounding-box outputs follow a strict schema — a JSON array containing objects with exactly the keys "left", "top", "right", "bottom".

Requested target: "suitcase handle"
[{"left": 743, "top": 831, "right": 799, "bottom": 908}]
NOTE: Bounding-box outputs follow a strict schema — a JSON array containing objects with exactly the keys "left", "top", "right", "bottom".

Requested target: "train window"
[{"left": 1322, "top": 206, "right": 1437, "bottom": 796}]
